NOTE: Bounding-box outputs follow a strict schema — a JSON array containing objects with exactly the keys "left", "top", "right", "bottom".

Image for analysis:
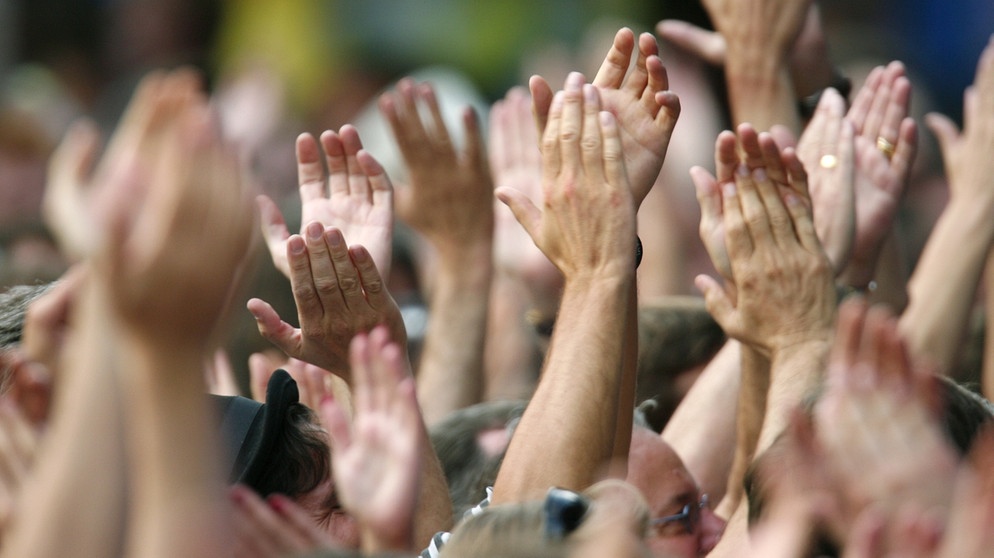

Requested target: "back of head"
[{"left": 441, "top": 500, "right": 568, "bottom": 558}]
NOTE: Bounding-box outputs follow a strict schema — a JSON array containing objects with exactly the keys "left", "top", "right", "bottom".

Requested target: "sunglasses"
[{"left": 651, "top": 493, "right": 709, "bottom": 536}]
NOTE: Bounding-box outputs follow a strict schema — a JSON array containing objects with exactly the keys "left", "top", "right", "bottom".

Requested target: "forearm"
[
  {"left": 3, "top": 286, "right": 127, "bottom": 558},
  {"left": 612, "top": 280, "right": 639, "bottom": 469},
  {"left": 719, "top": 343, "right": 770, "bottom": 517},
  {"left": 725, "top": 53, "right": 800, "bottom": 132},
  {"left": 412, "top": 419, "right": 454, "bottom": 547},
  {"left": 121, "top": 338, "right": 228, "bottom": 558},
  {"left": 662, "top": 340, "right": 741, "bottom": 505},
  {"left": 900, "top": 200, "right": 994, "bottom": 372},
  {"left": 416, "top": 246, "right": 492, "bottom": 426},
  {"left": 983, "top": 252, "right": 994, "bottom": 400},
  {"left": 756, "top": 340, "right": 829, "bottom": 452},
  {"left": 492, "top": 273, "right": 632, "bottom": 503},
  {"left": 483, "top": 274, "right": 542, "bottom": 401}
]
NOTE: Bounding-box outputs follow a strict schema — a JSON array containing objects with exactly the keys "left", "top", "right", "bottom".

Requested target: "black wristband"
[
  {"left": 635, "top": 236, "right": 643, "bottom": 269},
  {"left": 798, "top": 74, "right": 852, "bottom": 120}
]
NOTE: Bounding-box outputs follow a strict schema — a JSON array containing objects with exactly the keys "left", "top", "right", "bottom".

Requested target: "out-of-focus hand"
[
  {"left": 694, "top": 123, "right": 835, "bottom": 353},
  {"left": 531, "top": 29, "right": 680, "bottom": 207},
  {"left": 247, "top": 226, "right": 405, "bottom": 384},
  {"left": 0, "top": 399, "right": 40, "bottom": 544},
  {"left": 21, "top": 265, "right": 86, "bottom": 378},
  {"left": 319, "top": 326, "right": 421, "bottom": 553},
  {"left": 88, "top": 72, "right": 255, "bottom": 347},
  {"left": 496, "top": 72, "right": 636, "bottom": 282},
  {"left": 230, "top": 484, "right": 335, "bottom": 558},
  {"left": 815, "top": 299, "right": 957, "bottom": 545},
  {"left": 259, "top": 125, "right": 394, "bottom": 281},
  {"left": 927, "top": 37, "right": 994, "bottom": 203},
  {"left": 840, "top": 62, "right": 917, "bottom": 287},
  {"left": 378, "top": 78, "right": 493, "bottom": 258},
  {"left": 794, "top": 88, "right": 856, "bottom": 274},
  {"left": 204, "top": 349, "right": 241, "bottom": 397},
  {"left": 489, "top": 87, "right": 562, "bottom": 294}
]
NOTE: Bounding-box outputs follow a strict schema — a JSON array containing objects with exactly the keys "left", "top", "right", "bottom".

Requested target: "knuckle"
[
  {"left": 313, "top": 277, "right": 339, "bottom": 296},
  {"left": 292, "top": 282, "right": 316, "bottom": 302},
  {"left": 580, "top": 136, "right": 601, "bottom": 153},
  {"left": 338, "top": 276, "right": 360, "bottom": 295}
]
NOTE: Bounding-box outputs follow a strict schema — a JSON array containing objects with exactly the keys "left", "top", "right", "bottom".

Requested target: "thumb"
[
  {"left": 495, "top": 186, "right": 543, "bottom": 243},
  {"left": 694, "top": 274, "right": 738, "bottom": 332},
  {"left": 924, "top": 112, "right": 961, "bottom": 166},
  {"left": 655, "top": 20, "right": 727, "bottom": 66}
]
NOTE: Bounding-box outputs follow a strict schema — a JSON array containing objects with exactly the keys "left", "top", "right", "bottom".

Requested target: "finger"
[
  {"left": 558, "top": 72, "right": 586, "bottom": 172},
  {"left": 622, "top": 33, "right": 656, "bottom": 96},
  {"left": 356, "top": 149, "right": 394, "bottom": 210},
  {"left": 325, "top": 228, "right": 365, "bottom": 311},
  {"left": 507, "top": 87, "right": 533, "bottom": 166},
  {"left": 367, "top": 326, "right": 395, "bottom": 412},
  {"left": 758, "top": 132, "right": 789, "bottom": 189},
  {"left": 319, "top": 129, "right": 349, "bottom": 199},
  {"left": 641, "top": 55, "right": 670, "bottom": 112},
  {"left": 489, "top": 97, "right": 509, "bottom": 171},
  {"left": 304, "top": 221, "right": 344, "bottom": 313},
  {"left": 580, "top": 84, "right": 605, "bottom": 179},
  {"left": 861, "top": 74, "right": 893, "bottom": 141},
  {"left": 462, "top": 106, "right": 488, "bottom": 179},
  {"left": 231, "top": 485, "right": 308, "bottom": 554},
  {"left": 247, "top": 297, "right": 301, "bottom": 359},
  {"left": 339, "top": 124, "right": 369, "bottom": 201},
  {"left": 694, "top": 274, "right": 738, "bottom": 332},
  {"left": 752, "top": 164, "right": 795, "bottom": 248},
  {"left": 320, "top": 390, "right": 353, "bottom": 454},
  {"left": 733, "top": 162, "right": 775, "bottom": 249},
  {"left": 495, "top": 186, "right": 543, "bottom": 242},
  {"left": 715, "top": 131, "right": 738, "bottom": 184},
  {"left": 600, "top": 111, "right": 628, "bottom": 191},
  {"left": 296, "top": 133, "right": 326, "bottom": 202},
  {"left": 655, "top": 20, "right": 726, "bottom": 66},
  {"left": 890, "top": 117, "right": 918, "bottom": 183},
  {"left": 847, "top": 66, "right": 884, "bottom": 135},
  {"left": 593, "top": 28, "right": 635, "bottom": 89},
  {"left": 782, "top": 166, "right": 822, "bottom": 254},
  {"left": 540, "top": 90, "right": 565, "bottom": 185},
  {"left": 419, "top": 82, "right": 454, "bottom": 148},
  {"left": 840, "top": 510, "right": 885, "bottom": 558},
  {"left": 737, "top": 123, "right": 765, "bottom": 171},
  {"left": 830, "top": 298, "right": 869, "bottom": 382},
  {"left": 878, "top": 75, "right": 912, "bottom": 147},
  {"left": 769, "top": 125, "right": 798, "bottom": 151},
  {"left": 529, "top": 75, "right": 554, "bottom": 140},
  {"left": 350, "top": 245, "right": 392, "bottom": 314},
  {"left": 267, "top": 494, "right": 334, "bottom": 548},
  {"left": 720, "top": 178, "right": 754, "bottom": 257},
  {"left": 349, "top": 332, "right": 373, "bottom": 414}
]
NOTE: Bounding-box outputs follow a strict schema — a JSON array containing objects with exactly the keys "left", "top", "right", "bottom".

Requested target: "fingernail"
[
  {"left": 566, "top": 72, "right": 583, "bottom": 91},
  {"left": 351, "top": 246, "right": 369, "bottom": 262},
  {"left": 753, "top": 167, "right": 767, "bottom": 182},
  {"left": 288, "top": 236, "right": 305, "bottom": 255},
  {"left": 722, "top": 182, "right": 737, "bottom": 197},
  {"left": 599, "top": 111, "right": 614, "bottom": 127},
  {"left": 583, "top": 83, "right": 597, "bottom": 104},
  {"left": 785, "top": 193, "right": 800, "bottom": 207},
  {"left": 327, "top": 230, "right": 343, "bottom": 248},
  {"left": 306, "top": 221, "right": 323, "bottom": 240},
  {"left": 736, "top": 164, "right": 749, "bottom": 177},
  {"left": 268, "top": 495, "right": 286, "bottom": 513}
]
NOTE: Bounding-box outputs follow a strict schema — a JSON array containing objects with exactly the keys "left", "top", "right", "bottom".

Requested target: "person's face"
[
  {"left": 294, "top": 476, "right": 360, "bottom": 548},
  {"left": 626, "top": 431, "right": 726, "bottom": 557}
]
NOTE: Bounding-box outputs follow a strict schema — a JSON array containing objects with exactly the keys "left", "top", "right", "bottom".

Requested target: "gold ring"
[
  {"left": 876, "top": 136, "right": 895, "bottom": 159},
  {"left": 819, "top": 154, "right": 838, "bottom": 169}
]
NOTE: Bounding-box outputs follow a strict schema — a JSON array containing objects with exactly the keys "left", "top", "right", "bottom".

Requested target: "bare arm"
[
  {"left": 379, "top": 79, "right": 494, "bottom": 425},
  {"left": 900, "top": 39, "right": 994, "bottom": 372}
]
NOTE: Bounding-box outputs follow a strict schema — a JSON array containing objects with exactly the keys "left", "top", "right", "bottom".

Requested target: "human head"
[
  {"left": 440, "top": 479, "right": 653, "bottom": 558},
  {"left": 625, "top": 428, "right": 726, "bottom": 557},
  {"left": 213, "top": 370, "right": 358, "bottom": 547}
]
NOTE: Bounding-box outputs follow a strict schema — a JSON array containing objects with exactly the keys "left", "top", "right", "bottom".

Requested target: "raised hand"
[
  {"left": 794, "top": 88, "right": 856, "bottom": 273},
  {"left": 230, "top": 484, "right": 335, "bottom": 558},
  {"left": 694, "top": 123, "right": 835, "bottom": 353},
  {"left": 247, "top": 226, "right": 405, "bottom": 383},
  {"left": 841, "top": 62, "right": 917, "bottom": 287},
  {"left": 531, "top": 28, "right": 680, "bottom": 206},
  {"left": 815, "top": 299, "right": 957, "bottom": 543},
  {"left": 378, "top": 78, "right": 493, "bottom": 257},
  {"left": 489, "top": 87, "right": 561, "bottom": 292},
  {"left": 259, "top": 125, "right": 394, "bottom": 281},
  {"left": 319, "top": 326, "right": 421, "bottom": 554},
  {"left": 499, "top": 72, "right": 636, "bottom": 281}
]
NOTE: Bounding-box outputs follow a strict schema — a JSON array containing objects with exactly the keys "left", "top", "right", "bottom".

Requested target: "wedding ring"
[
  {"left": 819, "top": 154, "right": 838, "bottom": 169},
  {"left": 876, "top": 136, "right": 896, "bottom": 160}
]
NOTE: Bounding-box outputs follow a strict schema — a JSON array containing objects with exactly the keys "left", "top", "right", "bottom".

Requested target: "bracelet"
[
  {"left": 635, "top": 236, "right": 643, "bottom": 269},
  {"left": 798, "top": 74, "right": 852, "bottom": 120}
]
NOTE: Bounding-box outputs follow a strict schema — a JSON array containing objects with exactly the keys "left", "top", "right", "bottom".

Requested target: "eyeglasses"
[
  {"left": 651, "top": 493, "right": 709, "bottom": 536},
  {"left": 544, "top": 487, "right": 590, "bottom": 539}
]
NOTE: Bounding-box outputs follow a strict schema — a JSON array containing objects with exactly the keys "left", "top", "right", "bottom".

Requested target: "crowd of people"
[{"left": 0, "top": 1, "right": 993, "bottom": 557}]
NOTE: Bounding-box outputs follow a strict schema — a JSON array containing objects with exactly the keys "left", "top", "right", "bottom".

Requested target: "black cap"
[{"left": 211, "top": 369, "right": 299, "bottom": 491}]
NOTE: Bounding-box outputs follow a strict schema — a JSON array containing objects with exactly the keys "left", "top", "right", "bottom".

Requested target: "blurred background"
[{"left": 0, "top": 0, "right": 989, "bottom": 384}]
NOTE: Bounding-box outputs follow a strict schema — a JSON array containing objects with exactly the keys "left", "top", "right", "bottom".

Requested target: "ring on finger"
[{"left": 876, "top": 137, "right": 896, "bottom": 160}]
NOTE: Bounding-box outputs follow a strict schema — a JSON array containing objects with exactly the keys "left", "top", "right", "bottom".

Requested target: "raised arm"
[
  {"left": 900, "top": 38, "right": 994, "bottom": 372},
  {"left": 492, "top": 72, "right": 637, "bottom": 502},
  {"left": 379, "top": 78, "right": 494, "bottom": 426}
]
